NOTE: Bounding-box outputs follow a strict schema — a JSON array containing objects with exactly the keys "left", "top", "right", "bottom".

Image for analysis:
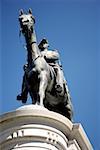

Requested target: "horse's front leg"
[{"left": 38, "top": 71, "right": 48, "bottom": 106}]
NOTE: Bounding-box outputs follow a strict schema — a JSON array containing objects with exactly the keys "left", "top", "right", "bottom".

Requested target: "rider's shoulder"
[{"left": 49, "top": 49, "right": 59, "bottom": 54}]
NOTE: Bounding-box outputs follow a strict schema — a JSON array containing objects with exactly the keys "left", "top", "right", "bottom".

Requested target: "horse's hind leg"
[{"left": 38, "top": 71, "right": 48, "bottom": 106}]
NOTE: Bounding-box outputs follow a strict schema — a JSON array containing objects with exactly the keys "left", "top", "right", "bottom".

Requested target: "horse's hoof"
[
  {"left": 17, "top": 94, "right": 27, "bottom": 101},
  {"left": 22, "top": 99, "right": 27, "bottom": 104},
  {"left": 17, "top": 95, "right": 22, "bottom": 101}
]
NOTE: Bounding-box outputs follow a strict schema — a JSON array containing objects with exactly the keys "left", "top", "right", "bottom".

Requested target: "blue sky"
[{"left": 0, "top": 0, "right": 99, "bottom": 149}]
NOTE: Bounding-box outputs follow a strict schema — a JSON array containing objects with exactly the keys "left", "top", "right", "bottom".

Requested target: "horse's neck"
[{"left": 25, "top": 30, "right": 40, "bottom": 66}]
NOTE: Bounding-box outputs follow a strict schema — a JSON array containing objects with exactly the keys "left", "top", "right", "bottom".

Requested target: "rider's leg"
[{"left": 54, "top": 65, "right": 64, "bottom": 92}]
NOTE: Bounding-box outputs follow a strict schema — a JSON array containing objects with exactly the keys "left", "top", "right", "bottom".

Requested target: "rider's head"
[{"left": 38, "top": 38, "right": 49, "bottom": 51}]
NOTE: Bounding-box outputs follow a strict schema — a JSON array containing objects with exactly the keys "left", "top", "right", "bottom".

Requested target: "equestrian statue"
[{"left": 17, "top": 9, "right": 73, "bottom": 121}]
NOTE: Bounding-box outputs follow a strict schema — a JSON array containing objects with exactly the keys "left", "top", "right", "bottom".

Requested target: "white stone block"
[{"left": 0, "top": 105, "right": 93, "bottom": 150}]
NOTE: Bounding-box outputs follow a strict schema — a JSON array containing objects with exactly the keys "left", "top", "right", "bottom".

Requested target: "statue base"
[{"left": 0, "top": 105, "right": 93, "bottom": 150}]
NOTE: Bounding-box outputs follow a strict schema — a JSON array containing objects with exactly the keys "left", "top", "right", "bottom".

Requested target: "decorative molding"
[{"left": 0, "top": 105, "right": 93, "bottom": 150}]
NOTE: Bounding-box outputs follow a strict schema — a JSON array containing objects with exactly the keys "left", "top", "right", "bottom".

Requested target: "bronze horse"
[{"left": 18, "top": 9, "right": 73, "bottom": 120}]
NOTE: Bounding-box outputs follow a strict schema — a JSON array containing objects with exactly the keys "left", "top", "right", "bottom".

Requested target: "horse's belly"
[{"left": 45, "top": 92, "right": 63, "bottom": 105}]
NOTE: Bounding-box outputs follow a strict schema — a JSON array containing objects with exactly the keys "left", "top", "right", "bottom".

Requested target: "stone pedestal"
[{"left": 0, "top": 105, "right": 93, "bottom": 150}]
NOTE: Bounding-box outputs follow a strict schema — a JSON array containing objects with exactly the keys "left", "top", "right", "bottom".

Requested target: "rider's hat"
[{"left": 38, "top": 38, "right": 49, "bottom": 49}]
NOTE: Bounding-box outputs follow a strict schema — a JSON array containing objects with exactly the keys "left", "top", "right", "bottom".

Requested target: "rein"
[
  {"left": 30, "top": 41, "right": 42, "bottom": 63},
  {"left": 32, "top": 55, "right": 41, "bottom": 63}
]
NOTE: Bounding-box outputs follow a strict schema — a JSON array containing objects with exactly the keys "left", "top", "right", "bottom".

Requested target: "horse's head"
[{"left": 19, "top": 9, "right": 35, "bottom": 37}]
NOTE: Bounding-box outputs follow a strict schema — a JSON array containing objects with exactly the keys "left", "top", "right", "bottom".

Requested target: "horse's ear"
[
  {"left": 29, "top": 8, "right": 32, "bottom": 14},
  {"left": 19, "top": 9, "right": 24, "bottom": 16}
]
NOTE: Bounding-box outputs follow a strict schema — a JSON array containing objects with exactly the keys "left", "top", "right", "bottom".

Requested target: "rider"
[
  {"left": 38, "top": 38, "right": 65, "bottom": 93},
  {"left": 17, "top": 38, "right": 65, "bottom": 102}
]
